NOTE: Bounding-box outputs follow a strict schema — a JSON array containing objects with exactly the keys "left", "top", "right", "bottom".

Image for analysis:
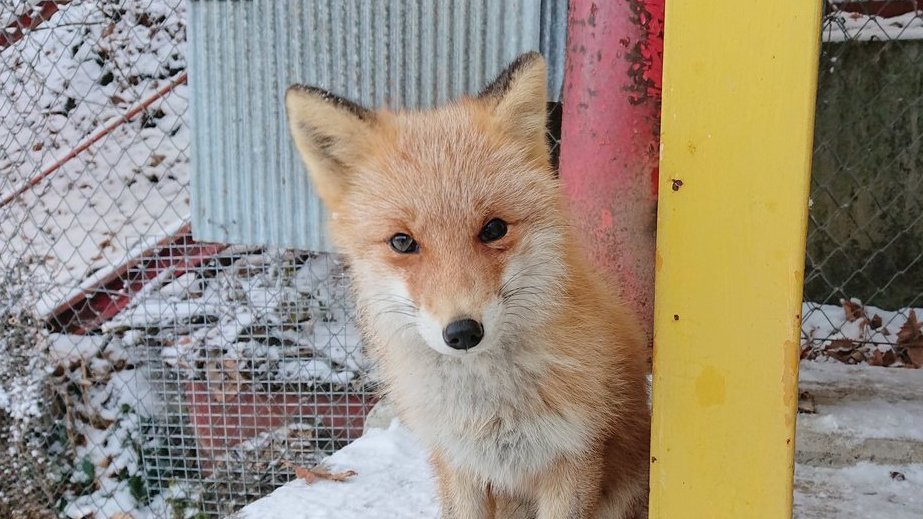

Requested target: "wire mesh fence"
[
  {"left": 1, "top": 1, "right": 921, "bottom": 518},
  {"left": 802, "top": 1, "right": 923, "bottom": 368}
]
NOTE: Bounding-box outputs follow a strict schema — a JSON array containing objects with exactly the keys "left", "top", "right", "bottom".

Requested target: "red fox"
[{"left": 285, "top": 52, "right": 650, "bottom": 519}]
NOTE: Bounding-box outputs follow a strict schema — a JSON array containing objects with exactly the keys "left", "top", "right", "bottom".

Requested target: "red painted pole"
[{"left": 559, "top": 0, "right": 664, "bottom": 348}]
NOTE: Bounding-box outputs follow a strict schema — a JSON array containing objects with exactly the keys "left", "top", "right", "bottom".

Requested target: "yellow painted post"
[{"left": 648, "top": 1, "right": 823, "bottom": 518}]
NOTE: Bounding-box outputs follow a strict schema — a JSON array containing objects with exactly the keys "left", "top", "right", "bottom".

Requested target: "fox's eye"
[
  {"left": 389, "top": 233, "right": 419, "bottom": 254},
  {"left": 479, "top": 218, "right": 508, "bottom": 243}
]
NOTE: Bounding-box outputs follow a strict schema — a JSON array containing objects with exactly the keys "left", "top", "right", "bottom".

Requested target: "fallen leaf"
[
  {"left": 800, "top": 345, "right": 813, "bottom": 360},
  {"left": 825, "top": 338, "right": 858, "bottom": 351},
  {"left": 869, "top": 314, "right": 883, "bottom": 330},
  {"left": 896, "top": 312, "right": 923, "bottom": 368},
  {"left": 869, "top": 349, "right": 897, "bottom": 367},
  {"left": 797, "top": 391, "right": 816, "bottom": 414},
  {"left": 897, "top": 312, "right": 922, "bottom": 344},
  {"left": 283, "top": 461, "right": 356, "bottom": 484},
  {"left": 869, "top": 351, "right": 883, "bottom": 366},
  {"left": 824, "top": 339, "right": 859, "bottom": 363},
  {"left": 841, "top": 299, "right": 864, "bottom": 322}
]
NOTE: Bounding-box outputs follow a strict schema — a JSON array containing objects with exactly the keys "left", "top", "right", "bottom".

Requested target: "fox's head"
[{"left": 285, "top": 52, "right": 568, "bottom": 357}]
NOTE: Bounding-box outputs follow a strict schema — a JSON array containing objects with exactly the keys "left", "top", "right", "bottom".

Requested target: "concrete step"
[{"left": 794, "top": 361, "right": 923, "bottom": 518}]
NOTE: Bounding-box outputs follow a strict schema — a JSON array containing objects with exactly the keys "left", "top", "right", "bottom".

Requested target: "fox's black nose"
[{"left": 442, "top": 319, "right": 484, "bottom": 350}]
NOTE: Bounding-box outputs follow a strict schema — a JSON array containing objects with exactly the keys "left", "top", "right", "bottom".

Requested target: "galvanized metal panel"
[
  {"left": 190, "top": 0, "right": 568, "bottom": 251},
  {"left": 541, "top": 0, "right": 568, "bottom": 98}
]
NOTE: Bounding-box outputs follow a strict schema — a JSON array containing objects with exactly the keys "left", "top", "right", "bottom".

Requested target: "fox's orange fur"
[{"left": 285, "top": 52, "right": 650, "bottom": 519}]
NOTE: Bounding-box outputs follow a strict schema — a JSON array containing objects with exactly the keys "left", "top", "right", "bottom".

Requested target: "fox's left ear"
[{"left": 479, "top": 52, "right": 548, "bottom": 160}]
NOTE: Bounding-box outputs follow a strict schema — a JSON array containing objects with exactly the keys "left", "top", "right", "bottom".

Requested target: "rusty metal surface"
[{"left": 558, "top": 0, "right": 663, "bottom": 346}]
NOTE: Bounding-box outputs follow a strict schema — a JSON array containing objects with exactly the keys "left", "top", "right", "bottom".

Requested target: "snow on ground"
[
  {"left": 231, "top": 422, "right": 438, "bottom": 519},
  {"left": 234, "top": 361, "right": 923, "bottom": 519},
  {"left": 794, "top": 463, "right": 923, "bottom": 519},
  {"left": 0, "top": 0, "right": 190, "bottom": 312},
  {"left": 824, "top": 10, "right": 923, "bottom": 43},
  {"left": 797, "top": 361, "right": 923, "bottom": 444}
]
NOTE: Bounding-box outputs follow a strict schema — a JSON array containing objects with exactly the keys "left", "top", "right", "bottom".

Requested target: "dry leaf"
[
  {"left": 825, "top": 339, "right": 858, "bottom": 351},
  {"left": 869, "top": 349, "right": 897, "bottom": 367},
  {"left": 841, "top": 299, "right": 864, "bottom": 322},
  {"left": 896, "top": 312, "right": 923, "bottom": 368},
  {"left": 825, "top": 339, "right": 859, "bottom": 364},
  {"left": 797, "top": 391, "right": 816, "bottom": 414},
  {"left": 283, "top": 461, "right": 356, "bottom": 484},
  {"left": 800, "top": 345, "right": 813, "bottom": 360},
  {"left": 869, "top": 314, "right": 883, "bottom": 330},
  {"left": 101, "top": 22, "right": 116, "bottom": 38},
  {"left": 907, "top": 349, "right": 923, "bottom": 368},
  {"left": 896, "top": 312, "right": 922, "bottom": 345}
]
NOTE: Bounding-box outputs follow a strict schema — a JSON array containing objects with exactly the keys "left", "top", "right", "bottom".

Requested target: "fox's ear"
[
  {"left": 285, "top": 85, "right": 375, "bottom": 211},
  {"left": 479, "top": 52, "right": 548, "bottom": 158}
]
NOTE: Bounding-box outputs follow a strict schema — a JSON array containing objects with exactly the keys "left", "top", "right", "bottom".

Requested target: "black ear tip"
[
  {"left": 286, "top": 84, "right": 329, "bottom": 99},
  {"left": 518, "top": 51, "right": 544, "bottom": 65},
  {"left": 284, "top": 84, "right": 374, "bottom": 121},
  {"left": 479, "top": 51, "right": 546, "bottom": 99},
  {"left": 285, "top": 84, "right": 317, "bottom": 103}
]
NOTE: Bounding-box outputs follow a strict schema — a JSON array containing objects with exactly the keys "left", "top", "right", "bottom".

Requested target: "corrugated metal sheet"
[
  {"left": 190, "top": 0, "right": 568, "bottom": 251},
  {"left": 542, "top": 0, "right": 568, "bottom": 98}
]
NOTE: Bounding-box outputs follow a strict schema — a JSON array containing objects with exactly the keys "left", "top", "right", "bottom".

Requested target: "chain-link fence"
[
  {"left": 802, "top": 1, "right": 923, "bottom": 368},
  {"left": 0, "top": 2, "right": 564, "bottom": 518},
  {"left": 0, "top": 2, "right": 380, "bottom": 517}
]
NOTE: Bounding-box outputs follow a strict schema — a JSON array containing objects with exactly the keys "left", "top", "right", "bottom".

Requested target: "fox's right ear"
[{"left": 285, "top": 85, "right": 375, "bottom": 211}]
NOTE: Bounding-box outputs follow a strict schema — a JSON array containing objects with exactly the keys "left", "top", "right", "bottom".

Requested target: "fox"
[{"left": 284, "top": 52, "right": 651, "bottom": 519}]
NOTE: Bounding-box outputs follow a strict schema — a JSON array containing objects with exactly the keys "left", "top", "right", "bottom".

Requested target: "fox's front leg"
[
  {"left": 534, "top": 456, "right": 604, "bottom": 519},
  {"left": 431, "top": 451, "right": 495, "bottom": 519}
]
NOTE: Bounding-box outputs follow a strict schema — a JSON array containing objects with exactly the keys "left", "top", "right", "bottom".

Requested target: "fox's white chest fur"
[{"left": 387, "top": 344, "right": 594, "bottom": 492}]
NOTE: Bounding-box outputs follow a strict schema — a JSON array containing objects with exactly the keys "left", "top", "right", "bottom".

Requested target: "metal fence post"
[
  {"left": 559, "top": 0, "right": 664, "bottom": 347},
  {"left": 648, "top": 1, "right": 823, "bottom": 516}
]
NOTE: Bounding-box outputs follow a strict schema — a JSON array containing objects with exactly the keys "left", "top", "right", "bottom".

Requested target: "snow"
[
  {"left": 794, "top": 463, "right": 923, "bottom": 519},
  {"left": 824, "top": 11, "right": 923, "bottom": 42},
  {"left": 102, "top": 248, "right": 370, "bottom": 390},
  {"left": 797, "top": 362, "right": 923, "bottom": 443},
  {"left": 46, "top": 333, "right": 109, "bottom": 364},
  {"left": 235, "top": 361, "right": 923, "bottom": 519},
  {"left": 232, "top": 421, "right": 439, "bottom": 519},
  {"left": 0, "top": 0, "right": 190, "bottom": 315}
]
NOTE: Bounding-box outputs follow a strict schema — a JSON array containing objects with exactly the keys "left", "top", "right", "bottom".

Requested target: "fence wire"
[
  {"left": 1, "top": 1, "right": 920, "bottom": 519},
  {"left": 802, "top": 1, "right": 923, "bottom": 368}
]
